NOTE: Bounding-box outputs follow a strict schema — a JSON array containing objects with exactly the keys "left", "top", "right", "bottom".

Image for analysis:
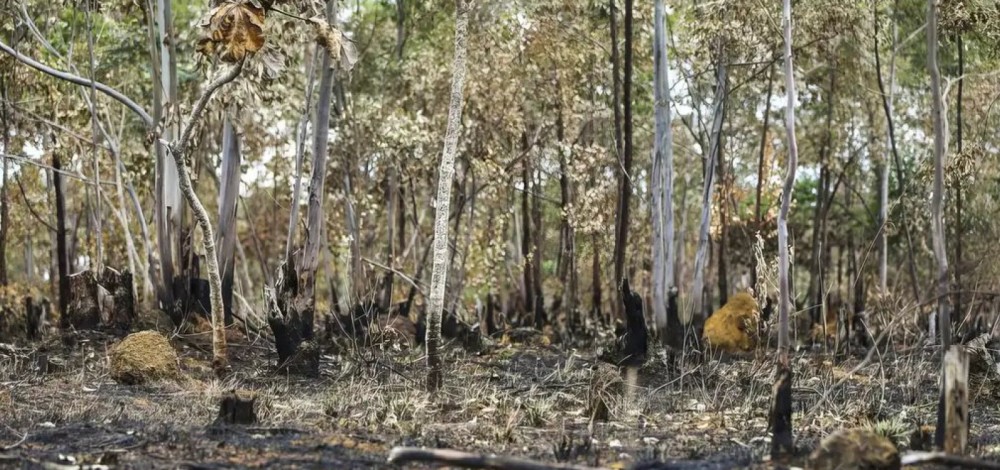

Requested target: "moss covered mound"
[
  {"left": 702, "top": 292, "right": 759, "bottom": 353},
  {"left": 109, "top": 330, "right": 180, "bottom": 385}
]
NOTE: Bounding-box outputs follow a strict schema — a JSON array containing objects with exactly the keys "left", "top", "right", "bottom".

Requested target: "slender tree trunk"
[
  {"left": 285, "top": 46, "right": 318, "bottom": 264},
  {"left": 808, "top": 67, "right": 836, "bottom": 325},
  {"left": 54, "top": 155, "right": 70, "bottom": 329},
  {"left": 153, "top": 0, "right": 182, "bottom": 317},
  {"left": 609, "top": 0, "right": 623, "bottom": 320},
  {"left": 168, "top": 61, "right": 245, "bottom": 373},
  {"left": 878, "top": 1, "right": 898, "bottom": 294},
  {"left": 0, "top": 76, "right": 8, "bottom": 287},
  {"left": 772, "top": 0, "right": 799, "bottom": 457},
  {"left": 343, "top": 168, "right": 364, "bottom": 304},
  {"left": 652, "top": 0, "right": 675, "bottom": 341},
  {"left": 612, "top": 0, "right": 635, "bottom": 319},
  {"left": 531, "top": 167, "right": 544, "bottom": 328},
  {"left": 691, "top": 57, "right": 727, "bottom": 321},
  {"left": 85, "top": 0, "right": 103, "bottom": 273},
  {"left": 954, "top": 33, "right": 964, "bottom": 326},
  {"left": 426, "top": 0, "right": 470, "bottom": 391},
  {"left": 751, "top": 62, "right": 775, "bottom": 293},
  {"left": 395, "top": 0, "right": 407, "bottom": 60},
  {"left": 717, "top": 134, "right": 729, "bottom": 307},
  {"left": 927, "top": 0, "right": 949, "bottom": 348},
  {"left": 217, "top": 115, "right": 241, "bottom": 326},
  {"left": 777, "top": 0, "right": 799, "bottom": 370},
  {"left": 520, "top": 132, "right": 534, "bottom": 325},
  {"left": 873, "top": 3, "right": 920, "bottom": 302}
]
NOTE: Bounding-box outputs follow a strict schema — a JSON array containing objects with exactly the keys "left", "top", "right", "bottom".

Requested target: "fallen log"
[{"left": 387, "top": 447, "right": 606, "bottom": 470}]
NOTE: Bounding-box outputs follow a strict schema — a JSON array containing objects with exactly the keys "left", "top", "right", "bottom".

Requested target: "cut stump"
[
  {"left": 215, "top": 390, "right": 258, "bottom": 426},
  {"left": 935, "top": 345, "right": 969, "bottom": 453}
]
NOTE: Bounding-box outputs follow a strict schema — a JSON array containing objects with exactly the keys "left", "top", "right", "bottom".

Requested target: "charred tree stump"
[
  {"left": 214, "top": 390, "right": 258, "bottom": 426},
  {"left": 100, "top": 267, "right": 135, "bottom": 334},
  {"left": 770, "top": 364, "right": 794, "bottom": 459},
  {"left": 66, "top": 270, "right": 100, "bottom": 330},
  {"left": 172, "top": 275, "right": 211, "bottom": 322},
  {"left": 664, "top": 287, "right": 682, "bottom": 375},
  {"left": 935, "top": 345, "right": 969, "bottom": 453},
  {"left": 266, "top": 262, "right": 318, "bottom": 377},
  {"left": 24, "top": 296, "right": 45, "bottom": 340},
  {"left": 619, "top": 277, "right": 648, "bottom": 367},
  {"left": 64, "top": 268, "right": 135, "bottom": 334}
]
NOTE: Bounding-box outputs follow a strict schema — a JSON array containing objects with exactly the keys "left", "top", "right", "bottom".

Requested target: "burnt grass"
[{"left": 2, "top": 323, "right": 1000, "bottom": 469}]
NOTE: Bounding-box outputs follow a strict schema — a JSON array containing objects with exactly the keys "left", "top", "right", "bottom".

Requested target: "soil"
[{"left": 2, "top": 323, "right": 1000, "bottom": 469}]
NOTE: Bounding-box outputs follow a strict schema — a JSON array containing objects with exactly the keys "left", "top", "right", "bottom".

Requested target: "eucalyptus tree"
[{"left": 426, "top": 0, "right": 471, "bottom": 391}]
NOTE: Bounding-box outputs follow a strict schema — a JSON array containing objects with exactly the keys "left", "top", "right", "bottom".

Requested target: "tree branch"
[
  {"left": 0, "top": 40, "right": 154, "bottom": 127},
  {"left": 172, "top": 59, "right": 246, "bottom": 158}
]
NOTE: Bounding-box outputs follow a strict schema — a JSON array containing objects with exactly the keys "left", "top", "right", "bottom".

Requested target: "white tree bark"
[
  {"left": 426, "top": 0, "right": 471, "bottom": 391},
  {"left": 778, "top": 0, "right": 799, "bottom": 364},
  {"left": 928, "top": 0, "right": 949, "bottom": 348},
  {"left": 651, "top": 0, "right": 674, "bottom": 337},
  {"left": 691, "top": 61, "right": 726, "bottom": 322}
]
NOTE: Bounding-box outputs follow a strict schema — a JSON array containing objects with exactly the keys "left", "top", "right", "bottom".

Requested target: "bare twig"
[
  {"left": 387, "top": 447, "right": 607, "bottom": 470},
  {"left": 362, "top": 257, "right": 424, "bottom": 295},
  {"left": 0, "top": 427, "right": 26, "bottom": 451}
]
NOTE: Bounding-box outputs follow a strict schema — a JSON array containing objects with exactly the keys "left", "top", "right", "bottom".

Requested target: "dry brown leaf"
[
  {"left": 309, "top": 17, "right": 358, "bottom": 72},
  {"left": 197, "top": 1, "right": 267, "bottom": 63}
]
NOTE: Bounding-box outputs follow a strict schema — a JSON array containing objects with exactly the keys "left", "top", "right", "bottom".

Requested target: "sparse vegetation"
[{"left": 3, "top": 0, "right": 1000, "bottom": 468}]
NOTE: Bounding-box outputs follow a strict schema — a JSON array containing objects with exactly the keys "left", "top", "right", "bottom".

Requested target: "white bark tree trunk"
[
  {"left": 651, "top": 0, "right": 674, "bottom": 338},
  {"left": 426, "top": 0, "right": 471, "bottom": 391},
  {"left": 778, "top": 0, "right": 799, "bottom": 364},
  {"left": 927, "top": 0, "right": 949, "bottom": 348},
  {"left": 691, "top": 60, "right": 726, "bottom": 322}
]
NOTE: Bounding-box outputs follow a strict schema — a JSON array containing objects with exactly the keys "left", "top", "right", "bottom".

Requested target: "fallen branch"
[
  {"left": 386, "top": 447, "right": 607, "bottom": 470},
  {"left": 901, "top": 451, "right": 1000, "bottom": 469}
]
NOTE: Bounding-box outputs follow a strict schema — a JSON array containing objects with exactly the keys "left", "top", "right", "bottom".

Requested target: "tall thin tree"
[
  {"left": 426, "top": 0, "right": 471, "bottom": 391},
  {"left": 927, "top": 0, "right": 949, "bottom": 348},
  {"left": 771, "top": 0, "right": 799, "bottom": 457},
  {"left": 613, "top": 0, "right": 635, "bottom": 317},
  {"left": 651, "top": 0, "right": 674, "bottom": 339}
]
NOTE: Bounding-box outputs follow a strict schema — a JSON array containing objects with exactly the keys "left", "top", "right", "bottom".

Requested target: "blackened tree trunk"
[
  {"left": 217, "top": 115, "right": 241, "bottom": 326},
  {"left": 531, "top": 167, "right": 544, "bottom": 329},
  {"left": 54, "top": 155, "right": 70, "bottom": 329},
  {"left": 717, "top": 136, "right": 728, "bottom": 307},
  {"left": 267, "top": 0, "right": 338, "bottom": 377},
  {"left": 807, "top": 68, "right": 836, "bottom": 326},
  {"left": 0, "top": 75, "right": 8, "bottom": 287},
  {"left": 609, "top": 0, "right": 623, "bottom": 321},
  {"left": 520, "top": 132, "right": 534, "bottom": 326},
  {"left": 612, "top": 0, "right": 635, "bottom": 321}
]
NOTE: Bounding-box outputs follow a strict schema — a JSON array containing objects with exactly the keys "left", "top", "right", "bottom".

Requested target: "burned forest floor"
[{"left": 2, "top": 316, "right": 1000, "bottom": 469}]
